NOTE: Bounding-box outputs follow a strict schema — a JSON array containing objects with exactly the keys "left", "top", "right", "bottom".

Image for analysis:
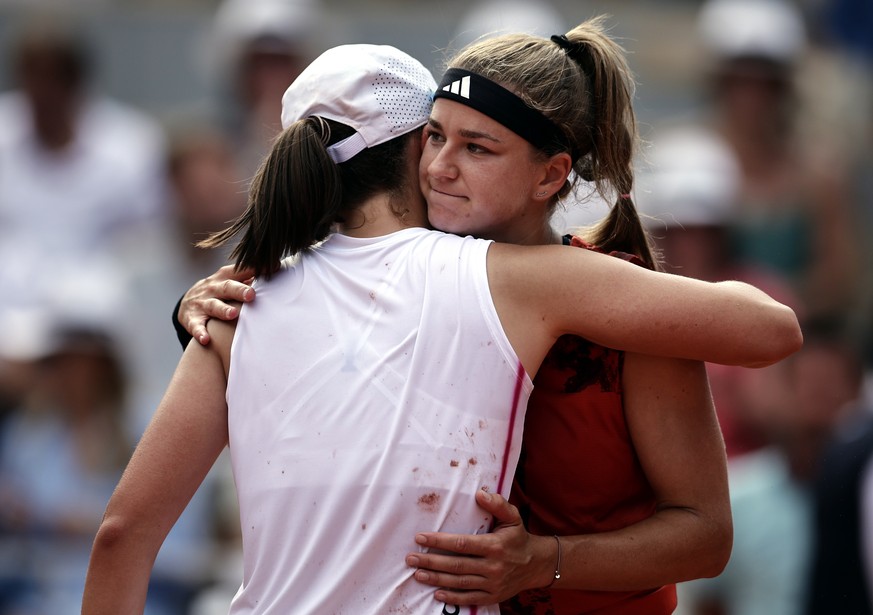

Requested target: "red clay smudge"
[{"left": 418, "top": 492, "right": 440, "bottom": 512}]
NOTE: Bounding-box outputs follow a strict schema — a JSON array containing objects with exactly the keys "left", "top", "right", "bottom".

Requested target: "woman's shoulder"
[{"left": 565, "top": 234, "right": 647, "bottom": 268}]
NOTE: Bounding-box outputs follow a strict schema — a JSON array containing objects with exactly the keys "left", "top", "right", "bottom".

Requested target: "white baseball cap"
[
  {"left": 636, "top": 127, "right": 741, "bottom": 229},
  {"left": 213, "top": 0, "right": 321, "bottom": 48},
  {"left": 452, "top": 0, "right": 566, "bottom": 51},
  {"left": 207, "top": 0, "right": 322, "bottom": 75},
  {"left": 698, "top": 0, "right": 807, "bottom": 65},
  {"left": 280, "top": 44, "right": 437, "bottom": 163}
]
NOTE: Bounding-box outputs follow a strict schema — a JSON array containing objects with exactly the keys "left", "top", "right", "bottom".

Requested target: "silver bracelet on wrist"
[{"left": 546, "top": 535, "right": 562, "bottom": 587}]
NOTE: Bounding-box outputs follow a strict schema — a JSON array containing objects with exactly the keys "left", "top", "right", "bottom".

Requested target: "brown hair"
[
  {"left": 199, "top": 118, "right": 415, "bottom": 278},
  {"left": 447, "top": 16, "right": 660, "bottom": 269}
]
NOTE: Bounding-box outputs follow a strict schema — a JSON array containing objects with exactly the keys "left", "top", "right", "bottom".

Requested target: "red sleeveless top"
[{"left": 501, "top": 236, "right": 676, "bottom": 615}]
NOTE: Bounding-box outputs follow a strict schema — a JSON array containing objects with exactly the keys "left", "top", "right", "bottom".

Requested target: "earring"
[{"left": 536, "top": 191, "right": 548, "bottom": 197}]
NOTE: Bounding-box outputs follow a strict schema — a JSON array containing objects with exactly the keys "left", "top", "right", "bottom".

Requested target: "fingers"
[
  {"left": 417, "top": 568, "right": 495, "bottom": 606},
  {"left": 179, "top": 265, "right": 256, "bottom": 345},
  {"left": 475, "top": 490, "right": 521, "bottom": 526},
  {"left": 202, "top": 298, "right": 241, "bottom": 321},
  {"left": 407, "top": 491, "right": 528, "bottom": 607},
  {"left": 436, "top": 588, "right": 494, "bottom": 607},
  {"left": 433, "top": 588, "right": 494, "bottom": 607},
  {"left": 408, "top": 562, "right": 497, "bottom": 606},
  {"left": 216, "top": 264, "right": 256, "bottom": 283},
  {"left": 413, "top": 530, "right": 491, "bottom": 557},
  {"left": 191, "top": 322, "right": 211, "bottom": 346},
  {"left": 406, "top": 550, "right": 488, "bottom": 578},
  {"left": 218, "top": 280, "right": 256, "bottom": 304}
]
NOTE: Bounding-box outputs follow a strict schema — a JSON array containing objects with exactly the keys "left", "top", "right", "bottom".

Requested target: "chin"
[{"left": 427, "top": 202, "right": 479, "bottom": 237}]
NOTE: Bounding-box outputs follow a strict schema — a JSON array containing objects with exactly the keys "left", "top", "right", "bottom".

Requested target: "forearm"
[
  {"left": 84, "top": 341, "right": 230, "bottom": 613},
  {"left": 410, "top": 505, "right": 731, "bottom": 605},
  {"left": 82, "top": 516, "right": 160, "bottom": 614},
  {"left": 494, "top": 244, "right": 803, "bottom": 368},
  {"left": 706, "top": 279, "right": 802, "bottom": 368},
  {"left": 552, "top": 506, "right": 731, "bottom": 591}
]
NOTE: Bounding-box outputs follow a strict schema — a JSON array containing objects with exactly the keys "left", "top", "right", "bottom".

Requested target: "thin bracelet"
[{"left": 546, "top": 535, "right": 562, "bottom": 587}]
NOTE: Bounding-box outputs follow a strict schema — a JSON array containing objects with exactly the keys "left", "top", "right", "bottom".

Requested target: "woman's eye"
[{"left": 425, "top": 130, "right": 445, "bottom": 143}]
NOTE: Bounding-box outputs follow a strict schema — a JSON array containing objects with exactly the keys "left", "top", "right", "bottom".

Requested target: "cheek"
[
  {"left": 479, "top": 174, "right": 529, "bottom": 215},
  {"left": 418, "top": 151, "right": 432, "bottom": 187},
  {"left": 418, "top": 139, "right": 441, "bottom": 173}
]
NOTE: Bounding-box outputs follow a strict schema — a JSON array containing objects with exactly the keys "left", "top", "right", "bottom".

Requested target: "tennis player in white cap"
[{"left": 82, "top": 43, "right": 799, "bottom": 615}]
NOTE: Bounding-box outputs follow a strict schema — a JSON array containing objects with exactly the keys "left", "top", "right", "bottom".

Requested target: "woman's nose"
[{"left": 427, "top": 146, "right": 458, "bottom": 181}]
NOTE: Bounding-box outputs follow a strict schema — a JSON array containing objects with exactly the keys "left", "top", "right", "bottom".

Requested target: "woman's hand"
[
  {"left": 180, "top": 265, "right": 255, "bottom": 345},
  {"left": 406, "top": 490, "right": 555, "bottom": 606}
]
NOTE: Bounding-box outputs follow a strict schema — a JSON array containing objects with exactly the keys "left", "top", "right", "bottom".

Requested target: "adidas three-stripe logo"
[{"left": 442, "top": 75, "right": 471, "bottom": 99}]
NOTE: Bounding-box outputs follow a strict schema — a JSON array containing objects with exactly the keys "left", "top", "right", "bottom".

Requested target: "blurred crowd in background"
[{"left": 0, "top": 0, "right": 870, "bottom": 613}]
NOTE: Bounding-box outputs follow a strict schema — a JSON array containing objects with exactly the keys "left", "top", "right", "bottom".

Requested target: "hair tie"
[
  {"left": 551, "top": 33, "right": 598, "bottom": 139},
  {"left": 550, "top": 34, "right": 596, "bottom": 79}
]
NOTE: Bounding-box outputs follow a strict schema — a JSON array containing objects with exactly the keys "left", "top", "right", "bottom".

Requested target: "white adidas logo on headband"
[{"left": 442, "top": 75, "right": 471, "bottom": 99}]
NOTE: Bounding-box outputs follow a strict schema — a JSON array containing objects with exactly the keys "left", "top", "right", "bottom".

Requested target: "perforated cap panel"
[
  {"left": 373, "top": 56, "right": 437, "bottom": 135},
  {"left": 281, "top": 44, "right": 437, "bottom": 162}
]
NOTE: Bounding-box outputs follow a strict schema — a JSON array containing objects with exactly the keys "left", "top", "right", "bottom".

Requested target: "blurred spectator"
[
  {"left": 449, "top": 0, "right": 565, "bottom": 53},
  {"left": 166, "top": 125, "right": 248, "bottom": 261},
  {"left": 689, "top": 0, "right": 863, "bottom": 321},
  {"left": 805, "top": 396, "right": 873, "bottom": 614},
  {"left": 0, "top": 13, "right": 169, "bottom": 326},
  {"left": 0, "top": 285, "right": 222, "bottom": 614},
  {"left": 635, "top": 126, "right": 741, "bottom": 282},
  {"left": 676, "top": 316, "right": 866, "bottom": 615},
  {"left": 0, "top": 17, "right": 240, "bottom": 608},
  {"left": 117, "top": 120, "right": 245, "bottom": 436},
  {"left": 0, "top": 320, "right": 131, "bottom": 614},
  {"left": 207, "top": 0, "right": 323, "bottom": 181},
  {"left": 635, "top": 126, "right": 801, "bottom": 459}
]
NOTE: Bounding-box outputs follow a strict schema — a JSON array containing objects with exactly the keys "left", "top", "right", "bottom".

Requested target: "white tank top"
[{"left": 226, "top": 227, "right": 533, "bottom": 614}]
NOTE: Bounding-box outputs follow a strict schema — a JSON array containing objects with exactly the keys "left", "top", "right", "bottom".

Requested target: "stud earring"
[{"left": 536, "top": 191, "right": 548, "bottom": 197}]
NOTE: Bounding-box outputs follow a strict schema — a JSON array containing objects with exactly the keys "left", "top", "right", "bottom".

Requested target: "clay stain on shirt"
[{"left": 418, "top": 492, "right": 440, "bottom": 512}]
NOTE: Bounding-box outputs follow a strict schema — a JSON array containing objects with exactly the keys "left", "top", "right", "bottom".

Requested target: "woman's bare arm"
[
  {"left": 488, "top": 242, "right": 802, "bottom": 374},
  {"left": 82, "top": 321, "right": 233, "bottom": 614}
]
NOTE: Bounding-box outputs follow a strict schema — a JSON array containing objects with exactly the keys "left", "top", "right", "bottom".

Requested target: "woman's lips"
[{"left": 429, "top": 184, "right": 465, "bottom": 200}]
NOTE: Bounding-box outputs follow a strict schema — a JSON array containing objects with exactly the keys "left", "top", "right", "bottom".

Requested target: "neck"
[
  {"left": 339, "top": 192, "right": 428, "bottom": 238},
  {"left": 503, "top": 221, "right": 561, "bottom": 246}
]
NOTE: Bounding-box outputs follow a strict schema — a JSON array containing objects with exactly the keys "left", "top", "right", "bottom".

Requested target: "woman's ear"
[{"left": 534, "top": 152, "right": 573, "bottom": 201}]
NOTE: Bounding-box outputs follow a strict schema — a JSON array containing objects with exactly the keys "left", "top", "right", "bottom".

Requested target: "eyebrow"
[{"left": 428, "top": 117, "right": 503, "bottom": 144}]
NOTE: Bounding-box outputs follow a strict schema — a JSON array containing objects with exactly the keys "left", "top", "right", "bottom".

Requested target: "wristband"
[{"left": 546, "top": 535, "right": 562, "bottom": 587}]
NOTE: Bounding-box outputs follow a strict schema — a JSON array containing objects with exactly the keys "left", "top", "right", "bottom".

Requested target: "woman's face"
[{"left": 419, "top": 98, "right": 553, "bottom": 245}]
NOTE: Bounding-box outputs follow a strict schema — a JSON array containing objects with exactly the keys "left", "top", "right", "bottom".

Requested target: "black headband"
[{"left": 433, "top": 68, "right": 570, "bottom": 154}]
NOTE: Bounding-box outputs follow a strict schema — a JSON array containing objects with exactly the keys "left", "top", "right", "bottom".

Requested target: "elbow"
[
  {"left": 91, "top": 509, "right": 160, "bottom": 561},
  {"left": 697, "top": 514, "right": 734, "bottom": 579},
  {"left": 706, "top": 522, "right": 733, "bottom": 578},
  {"left": 669, "top": 505, "right": 734, "bottom": 581},
  {"left": 91, "top": 512, "right": 133, "bottom": 555},
  {"left": 775, "top": 306, "right": 804, "bottom": 361},
  {"left": 745, "top": 306, "right": 804, "bottom": 368}
]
